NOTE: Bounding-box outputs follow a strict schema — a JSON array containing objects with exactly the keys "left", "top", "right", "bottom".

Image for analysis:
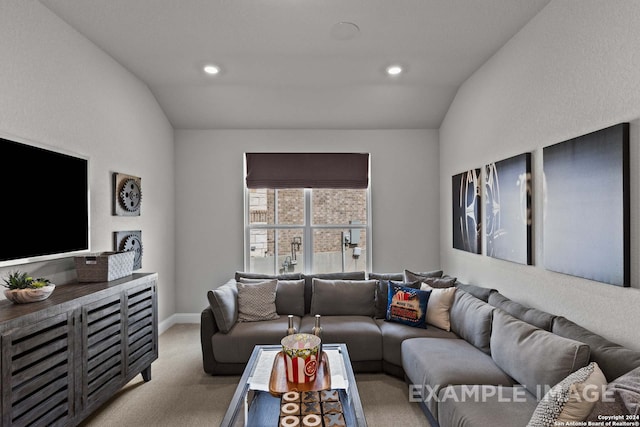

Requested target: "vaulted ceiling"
[{"left": 39, "top": 0, "right": 550, "bottom": 129}]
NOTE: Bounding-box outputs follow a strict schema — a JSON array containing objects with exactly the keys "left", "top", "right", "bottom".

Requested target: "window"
[
  {"left": 245, "top": 153, "right": 371, "bottom": 274},
  {"left": 246, "top": 188, "right": 369, "bottom": 274}
]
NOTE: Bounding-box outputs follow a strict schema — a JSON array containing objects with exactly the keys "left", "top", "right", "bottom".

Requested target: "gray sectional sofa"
[{"left": 200, "top": 270, "right": 640, "bottom": 426}]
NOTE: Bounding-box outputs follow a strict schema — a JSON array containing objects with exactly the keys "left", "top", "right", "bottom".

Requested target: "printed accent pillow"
[
  {"left": 373, "top": 277, "right": 421, "bottom": 319},
  {"left": 420, "top": 283, "right": 456, "bottom": 331},
  {"left": 527, "top": 362, "right": 607, "bottom": 427},
  {"left": 236, "top": 279, "right": 279, "bottom": 322},
  {"left": 385, "top": 283, "right": 431, "bottom": 329}
]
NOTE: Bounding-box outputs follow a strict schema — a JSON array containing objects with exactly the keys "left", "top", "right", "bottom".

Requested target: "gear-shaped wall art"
[
  {"left": 114, "top": 230, "right": 143, "bottom": 270},
  {"left": 113, "top": 172, "right": 142, "bottom": 216}
]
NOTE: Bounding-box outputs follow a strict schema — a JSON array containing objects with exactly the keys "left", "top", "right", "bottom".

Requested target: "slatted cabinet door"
[
  {"left": 1, "top": 312, "right": 75, "bottom": 427},
  {"left": 125, "top": 283, "right": 157, "bottom": 381},
  {"left": 81, "top": 293, "right": 125, "bottom": 412}
]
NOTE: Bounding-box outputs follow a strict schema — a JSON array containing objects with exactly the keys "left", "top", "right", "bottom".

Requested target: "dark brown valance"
[{"left": 245, "top": 153, "right": 369, "bottom": 189}]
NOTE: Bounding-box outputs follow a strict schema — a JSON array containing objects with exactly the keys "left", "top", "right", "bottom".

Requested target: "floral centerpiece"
[{"left": 2, "top": 271, "right": 55, "bottom": 304}]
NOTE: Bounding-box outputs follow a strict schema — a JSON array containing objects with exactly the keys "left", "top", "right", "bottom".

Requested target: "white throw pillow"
[
  {"left": 420, "top": 283, "right": 456, "bottom": 331},
  {"left": 528, "top": 362, "right": 607, "bottom": 427}
]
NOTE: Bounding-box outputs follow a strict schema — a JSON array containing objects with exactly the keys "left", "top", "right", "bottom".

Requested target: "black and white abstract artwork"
[
  {"left": 485, "top": 153, "right": 532, "bottom": 265},
  {"left": 543, "top": 123, "right": 629, "bottom": 287},
  {"left": 452, "top": 169, "right": 481, "bottom": 254}
]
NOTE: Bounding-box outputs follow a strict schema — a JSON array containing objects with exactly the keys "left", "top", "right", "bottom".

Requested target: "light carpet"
[{"left": 80, "top": 324, "right": 428, "bottom": 426}]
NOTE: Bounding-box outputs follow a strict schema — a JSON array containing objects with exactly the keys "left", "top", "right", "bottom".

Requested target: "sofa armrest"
[{"left": 201, "top": 307, "right": 219, "bottom": 374}]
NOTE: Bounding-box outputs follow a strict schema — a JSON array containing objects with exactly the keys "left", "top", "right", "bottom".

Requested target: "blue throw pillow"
[{"left": 386, "top": 283, "right": 431, "bottom": 328}]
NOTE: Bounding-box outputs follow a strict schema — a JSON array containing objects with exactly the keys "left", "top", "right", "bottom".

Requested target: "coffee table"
[{"left": 220, "top": 343, "right": 368, "bottom": 427}]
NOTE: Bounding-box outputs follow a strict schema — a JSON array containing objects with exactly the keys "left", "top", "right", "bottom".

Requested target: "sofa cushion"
[
  {"left": 588, "top": 392, "right": 630, "bottom": 420},
  {"left": 375, "top": 318, "right": 457, "bottom": 367},
  {"left": 386, "top": 283, "right": 431, "bottom": 328},
  {"left": 421, "top": 276, "right": 457, "bottom": 289},
  {"left": 612, "top": 366, "right": 640, "bottom": 416},
  {"left": 369, "top": 272, "right": 404, "bottom": 319},
  {"left": 552, "top": 316, "right": 640, "bottom": 382},
  {"left": 454, "top": 281, "right": 496, "bottom": 302},
  {"left": 491, "top": 310, "right": 591, "bottom": 396},
  {"left": 402, "top": 337, "right": 515, "bottom": 418},
  {"left": 488, "top": 292, "right": 556, "bottom": 331},
  {"left": 207, "top": 279, "right": 238, "bottom": 333},
  {"left": 303, "top": 272, "right": 366, "bottom": 314},
  {"left": 300, "top": 315, "right": 382, "bottom": 361},
  {"left": 234, "top": 271, "right": 302, "bottom": 281},
  {"left": 310, "top": 279, "right": 376, "bottom": 316},
  {"left": 403, "top": 269, "right": 443, "bottom": 283},
  {"left": 449, "top": 291, "right": 494, "bottom": 354},
  {"left": 437, "top": 385, "right": 538, "bottom": 427},
  {"left": 237, "top": 279, "right": 279, "bottom": 322},
  {"left": 586, "top": 391, "right": 630, "bottom": 420},
  {"left": 527, "top": 362, "right": 607, "bottom": 426},
  {"left": 239, "top": 278, "right": 305, "bottom": 317},
  {"left": 421, "top": 284, "right": 457, "bottom": 331},
  {"left": 588, "top": 366, "right": 640, "bottom": 418},
  {"left": 211, "top": 316, "right": 300, "bottom": 363}
]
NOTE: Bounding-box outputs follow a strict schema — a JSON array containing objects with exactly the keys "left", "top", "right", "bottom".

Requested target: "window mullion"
[{"left": 304, "top": 189, "right": 312, "bottom": 275}]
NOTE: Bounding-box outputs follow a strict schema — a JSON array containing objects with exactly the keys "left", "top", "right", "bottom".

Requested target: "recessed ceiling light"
[
  {"left": 386, "top": 65, "right": 403, "bottom": 76},
  {"left": 203, "top": 64, "right": 220, "bottom": 75}
]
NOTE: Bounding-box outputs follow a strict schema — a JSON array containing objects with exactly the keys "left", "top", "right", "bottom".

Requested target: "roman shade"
[{"left": 245, "top": 153, "right": 369, "bottom": 189}]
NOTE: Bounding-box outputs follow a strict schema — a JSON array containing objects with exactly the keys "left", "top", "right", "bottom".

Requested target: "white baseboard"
[{"left": 159, "top": 312, "right": 200, "bottom": 335}]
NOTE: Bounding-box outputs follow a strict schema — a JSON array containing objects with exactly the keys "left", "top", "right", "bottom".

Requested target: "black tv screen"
[{"left": 0, "top": 136, "right": 89, "bottom": 266}]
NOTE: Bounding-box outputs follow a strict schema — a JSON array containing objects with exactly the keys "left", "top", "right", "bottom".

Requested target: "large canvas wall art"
[
  {"left": 452, "top": 169, "right": 481, "bottom": 254},
  {"left": 543, "top": 123, "right": 629, "bottom": 287},
  {"left": 485, "top": 153, "right": 532, "bottom": 265}
]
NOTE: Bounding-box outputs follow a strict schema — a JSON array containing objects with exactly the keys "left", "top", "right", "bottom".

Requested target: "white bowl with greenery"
[{"left": 2, "top": 271, "right": 55, "bottom": 304}]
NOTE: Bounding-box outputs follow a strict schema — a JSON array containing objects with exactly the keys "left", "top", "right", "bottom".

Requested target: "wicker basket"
[{"left": 75, "top": 251, "right": 135, "bottom": 282}]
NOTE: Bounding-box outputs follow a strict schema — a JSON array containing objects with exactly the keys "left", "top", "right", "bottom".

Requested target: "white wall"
[
  {"left": 175, "top": 129, "right": 440, "bottom": 313},
  {"left": 0, "top": 1, "right": 176, "bottom": 322},
  {"left": 440, "top": 0, "right": 640, "bottom": 350}
]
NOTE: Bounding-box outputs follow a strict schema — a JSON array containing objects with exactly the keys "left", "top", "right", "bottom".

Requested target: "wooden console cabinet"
[{"left": 0, "top": 273, "right": 158, "bottom": 426}]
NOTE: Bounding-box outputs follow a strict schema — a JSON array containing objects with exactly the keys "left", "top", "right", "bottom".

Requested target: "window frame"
[{"left": 244, "top": 188, "right": 372, "bottom": 274}]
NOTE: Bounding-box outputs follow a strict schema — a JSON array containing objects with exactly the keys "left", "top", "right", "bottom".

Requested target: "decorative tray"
[{"left": 268, "top": 351, "right": 331, "bottom": 397}]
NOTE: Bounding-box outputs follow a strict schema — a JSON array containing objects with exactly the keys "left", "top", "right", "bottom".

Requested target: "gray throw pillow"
[
  {"left": 369, "top": 272, "right": 404, "bottom": 319},
  {"left": 586, "top": 391, "right": 630, "bottom": 420},
  {"left": 237, "top": 279, "right": 279, "bottom": 322},
  {"left": 238, "top": 278, "right": 305, "bottom": 317},
  {"left": 421, "top": 276, "right": 457, "bottom": 289},
  {"left": 403, "top": 269, "right": 443, "bottom": 283},
  {"left": 207, "top": 279, "right": 238, "bottom": 333},
  {"left": 310, "top": 279, "right": 377, "bottom": 316},
  {"left": 492, "top": 309, "right": 591, "bottom": 397},
  {"left": 604, "top": 366, "right": 640, "bottom": 415}
]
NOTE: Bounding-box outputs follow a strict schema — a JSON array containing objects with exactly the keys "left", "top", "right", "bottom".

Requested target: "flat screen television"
[{"left": 0, "top": 134, "right": 90, "bottom": 267}]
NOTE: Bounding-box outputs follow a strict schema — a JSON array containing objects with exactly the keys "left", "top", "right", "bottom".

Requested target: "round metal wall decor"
[
  {"left": 114, "top": 230, "right": 143, "bottom": 270},
  {"left": 113, "top": 173, "right": 142, "bottom": 216}
]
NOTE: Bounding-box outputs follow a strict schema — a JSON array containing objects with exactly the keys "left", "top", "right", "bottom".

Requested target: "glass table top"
[{"left": 220, "top": 343, "right": 367, "bottom": 427}]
